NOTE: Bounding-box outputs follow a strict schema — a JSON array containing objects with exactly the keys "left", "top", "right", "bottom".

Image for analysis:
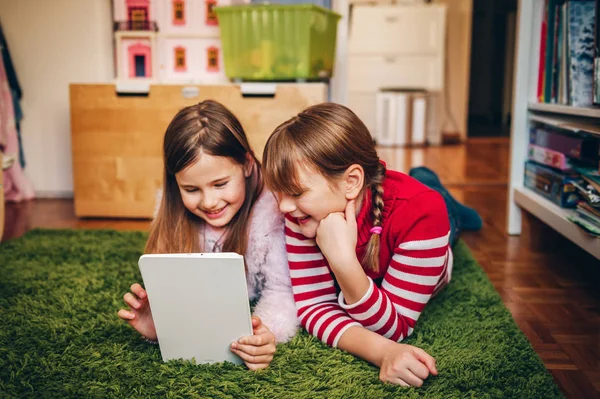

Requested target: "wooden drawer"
[
  {"left": 347, "top": 92, "right": 377, "bottom": 136},
  {"left": 70, "top": 83, "right": 327, "bottom": 218},
  {"left": 349, "top": 5, "right": 447, "bottom": 55},
  {"left": 347, "top": 54, "right": 444, "bottom": 93}
]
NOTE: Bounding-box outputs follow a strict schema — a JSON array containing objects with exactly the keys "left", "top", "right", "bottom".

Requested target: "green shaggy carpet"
[{"left": 0, "top": 229, "right": 562, "bottom": 398}]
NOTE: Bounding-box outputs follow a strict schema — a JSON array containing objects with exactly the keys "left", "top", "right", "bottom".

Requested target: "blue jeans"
[
  {"left": 431, "top": 186, "right": 461, "bottom": 248},
  {"left": 409, "top": 168, "right": 461, "bottom": 248}
]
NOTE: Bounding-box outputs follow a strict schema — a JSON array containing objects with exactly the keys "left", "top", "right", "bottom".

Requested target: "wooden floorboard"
[{"left": 2, "top": 138, "right": 599, "bottom": 398}]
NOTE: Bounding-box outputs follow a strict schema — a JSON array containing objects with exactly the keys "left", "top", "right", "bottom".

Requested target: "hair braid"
[{"left": 363, "top": 162, "right": 386, "bottom": 272}]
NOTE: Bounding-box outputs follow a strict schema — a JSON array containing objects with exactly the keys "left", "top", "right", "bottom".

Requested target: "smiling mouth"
[
  {"left": 202, "top": 205, "right": 227, "bottom": 218},
  {"left": 296, "top": 215, "right": 311, "bottom": 225}
]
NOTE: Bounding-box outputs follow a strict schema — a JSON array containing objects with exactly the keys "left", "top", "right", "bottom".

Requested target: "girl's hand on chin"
[{"left": 316, "top": 200, "right": 358, "bottom": 268}]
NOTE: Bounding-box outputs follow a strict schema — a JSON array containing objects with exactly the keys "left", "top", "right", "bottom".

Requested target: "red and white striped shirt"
[{"left": 285, "top": 169, "right": 453, "bottom": 348}]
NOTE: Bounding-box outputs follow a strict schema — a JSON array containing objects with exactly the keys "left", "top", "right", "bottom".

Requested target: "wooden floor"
[{"left": 3, "top": 138, "right": 599, "bottom": 398}]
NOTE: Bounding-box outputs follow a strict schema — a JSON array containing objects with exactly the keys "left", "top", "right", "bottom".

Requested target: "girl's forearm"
[
  {"left": 336, "top": 325, "right": 391, "bottom": 367},
  {"left": 330, "top": 257, "right": 370, "bottom": 305}
]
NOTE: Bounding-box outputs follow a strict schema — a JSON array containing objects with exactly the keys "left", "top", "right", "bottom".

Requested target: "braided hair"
[{"left": 363, "top": 162, "right": 386, "bottom": 272}]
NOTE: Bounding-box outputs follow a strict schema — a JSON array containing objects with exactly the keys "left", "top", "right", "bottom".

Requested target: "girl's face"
[
  {"left": 276, "top": 166, "right": 349, "bottom": 239},
  {"left": 176, "top": 151, "right": 251, "bottom": 228}
]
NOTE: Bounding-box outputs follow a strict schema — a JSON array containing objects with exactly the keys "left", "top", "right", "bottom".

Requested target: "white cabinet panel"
[
  {"left": 349, "top": 5, "right": 446, "bottom": 55},
  {"left": 347, "top": 54, "right": 443, "bottom": 92}
]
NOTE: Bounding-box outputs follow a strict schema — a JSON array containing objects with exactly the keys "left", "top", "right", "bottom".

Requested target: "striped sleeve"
[
  {"left": 285, "top": 215, "right": 360, "bottom": 348},
  {"left": 338, "top": 202, "right": 453, "bottom": 342}
]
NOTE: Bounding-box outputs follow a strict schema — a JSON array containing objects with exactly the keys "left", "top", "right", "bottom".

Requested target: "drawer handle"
[
  {"left": 182, "top": 86, "right": 199, "bottom": 99},
  {"left": 385, "top": 16, "right": 398, "bottom": 23}
]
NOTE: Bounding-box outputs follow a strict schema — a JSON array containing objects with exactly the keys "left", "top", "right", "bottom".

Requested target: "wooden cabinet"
[{"left": 70, "top": 83, "right": 327, "bottom": 218}]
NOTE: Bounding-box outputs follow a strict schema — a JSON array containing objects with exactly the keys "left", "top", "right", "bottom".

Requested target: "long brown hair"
[
  {"left": 263, "top": 102, "right": 385, "bottom": 272},
  {"left": 145, "top": 100, "right": 263, "bottom": 256}
]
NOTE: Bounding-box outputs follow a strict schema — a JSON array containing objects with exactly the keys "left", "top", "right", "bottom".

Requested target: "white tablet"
[{"left": 138, "top": 253, "right": 253, "bottom": 365}]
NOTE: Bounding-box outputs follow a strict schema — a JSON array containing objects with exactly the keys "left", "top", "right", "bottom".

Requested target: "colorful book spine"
[
  {"left": 538, "top": 0, "right": 549, "bottom": 102},
  {"left": 528, "top": 144, "right": 573, "bottom": 170},
  {"left": 545, "top": 0, "right": 563, "bottom": 103},
  {"left": 552, "top": 4, "right": 564, "bottom": 103}
]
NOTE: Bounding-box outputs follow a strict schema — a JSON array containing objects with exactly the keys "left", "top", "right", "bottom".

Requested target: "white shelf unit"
[
  {"left": 507, "top": 0, "right": 600, "bottom": 260},
  {"left": 514, "top": 188, "right": 600, "bottom": 259},
  {"left": 528, "top": 102, "right": 600, "bottom": 118}
]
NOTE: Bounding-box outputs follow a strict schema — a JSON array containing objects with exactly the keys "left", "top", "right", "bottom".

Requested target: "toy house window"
[
  {"left": 131, "top": 9, "right": 147, "bottom": 21},
  {"left": 175, "top": 47, "right": 187, "bottom": 72},
  {"left": 173, "top": 0, "right": 185, "bottom": 25},
  {"left": 207, "top": 47, "right": 219, "bottom": 72},
  {"left": 129, "top": 7, "right": 148, "bottom": 29},
  {"left": 206, "top": 0, "right": 218, "bottom": 26}
]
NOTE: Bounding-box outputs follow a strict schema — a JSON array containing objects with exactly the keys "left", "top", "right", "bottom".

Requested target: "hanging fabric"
[
  {"left": 0, "top": 20, "right": 25, "bottom": 169},
  {"left": 0, "top": 44, "right": 34, "bottom": 202}
]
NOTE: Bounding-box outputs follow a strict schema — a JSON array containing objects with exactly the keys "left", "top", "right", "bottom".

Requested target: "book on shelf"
[
  {"left": 567, "top": 175, "right": 600, "bottom": 237},
  {"left": 579, "top": 201, "right": 600, "bottom": 217},
  {"left": 572, "top": 180, "right": 600, "bottom": 208},
  {"left": 582, "top": 175, "right": 600, "bottom": 191},
  {"left": 524, "top": 161, "right": 581, "bottom": 207},
  {"left": 594, "top": 0, "right": 600, "bottom": 105},
  {"left": 543, "top": 0, "right": 560, "bottom": 102},
  {"left": 537, "top": 0, "right": 598, "bottom": 107},
  {"left": 552, "top": 2, "right": 563, "bottom": 103},
  {"left": 568, "top": 200, "right": 600, "bottom": 237},
  {"left": 538, "top": 0, "right": 549, "bottom": 102},
  {"left": 528, "top": 143, "right": 574, "bottom": 170},
  {"left": 529, "top": 123, "right": 600, "bottom": 164},
  {"left": 567, "top": 212, "right": 600, "bottom": 236},
  {"left": 559, "top": 2, "right": 569, "bottom": 105},
  {"left": 573, "top": 164, "right": 600, "bottom": 182},
  {"left": 577, "top": 205, "right": 600, "bottom": 223},
  {"left": 568, "top": 0, "right": 595, "bottom": 107}
]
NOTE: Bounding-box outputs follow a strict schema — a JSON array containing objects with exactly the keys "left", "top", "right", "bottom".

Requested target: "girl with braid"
[{"left": 262, "top": 103, "right": 481, "bottom": 387}]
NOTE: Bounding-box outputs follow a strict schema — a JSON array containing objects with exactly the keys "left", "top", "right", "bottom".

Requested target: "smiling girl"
[
  {"left": 262, "top": 103, "right": 481, "bottom": 386},
  {"left": 117, "top": 100, "right": 298, "bottom": 370}
]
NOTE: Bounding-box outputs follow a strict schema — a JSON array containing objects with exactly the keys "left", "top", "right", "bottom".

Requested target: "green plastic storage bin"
[{"left": 215, "top": 4, "right": 341, "bottom": 80}]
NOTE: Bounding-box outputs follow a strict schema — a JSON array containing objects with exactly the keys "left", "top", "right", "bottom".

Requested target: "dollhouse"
[{"left": 112, "top": 0, "right": 232, "bottom": 83}]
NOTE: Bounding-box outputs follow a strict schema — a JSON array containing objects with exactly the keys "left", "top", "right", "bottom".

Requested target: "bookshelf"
[
  {"left": 528, "top": 102, "right": 600, "bottom": 118},
  {"left": 507, "top": 0, "right": 600, "bottom": 260}
]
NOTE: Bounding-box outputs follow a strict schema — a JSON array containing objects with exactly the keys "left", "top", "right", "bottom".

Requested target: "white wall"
[{"left": 0, "top": 0, "right": 114, "bottom": 197}]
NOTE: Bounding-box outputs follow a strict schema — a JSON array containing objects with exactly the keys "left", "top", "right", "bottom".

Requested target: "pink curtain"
[{"left": 0, "top": 54, "right": 34, "bottom": 202}]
